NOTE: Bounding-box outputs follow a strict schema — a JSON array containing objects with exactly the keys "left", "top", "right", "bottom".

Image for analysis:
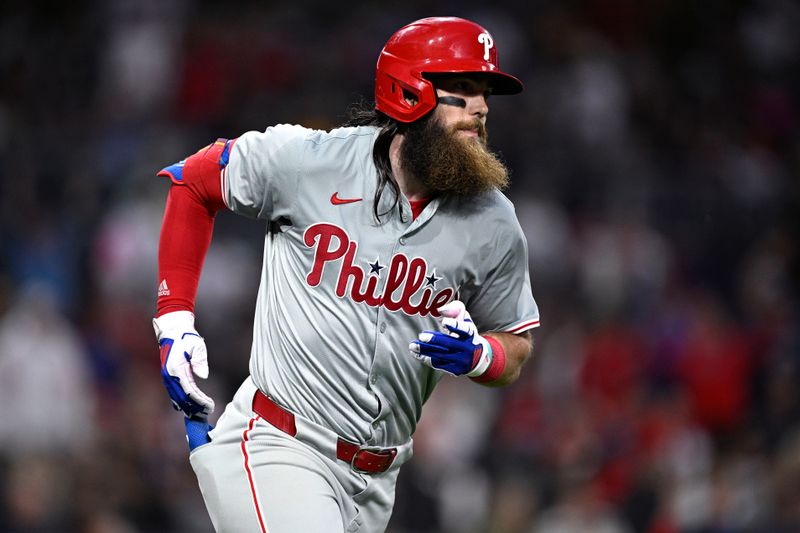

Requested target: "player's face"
[{"left": 432, "top": 76, "right": 491, "bottom": 141}]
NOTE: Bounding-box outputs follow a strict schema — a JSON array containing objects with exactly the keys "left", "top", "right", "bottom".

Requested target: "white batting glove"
[
  {"left": 409, "top": 301, "right": 493, "bottom": 377},
  {"left": 153, "top": 311, "right": 215, "bottom": 419}
]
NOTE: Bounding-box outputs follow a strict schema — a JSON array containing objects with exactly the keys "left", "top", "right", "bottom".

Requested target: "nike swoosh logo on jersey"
[{"left": 330, "top": 192, "right": 363, "bottom": 205}]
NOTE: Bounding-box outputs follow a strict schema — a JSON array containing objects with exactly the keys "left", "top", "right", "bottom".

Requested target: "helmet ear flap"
[{"left": 375, "top": 60, "right": 438, "bottom": 123}]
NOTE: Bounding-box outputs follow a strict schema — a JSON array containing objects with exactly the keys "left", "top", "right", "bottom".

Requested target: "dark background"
[{"left": 0, "top": 1, "right": 798, "bottom": 532}]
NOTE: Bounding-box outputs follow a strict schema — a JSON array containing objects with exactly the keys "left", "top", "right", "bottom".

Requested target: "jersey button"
[
  {"left": 370, "top": 375, "right": 377, "bottom": 384},
  {"left": 379, "top": 322, "right": 386, "bottom": 333},
  {"left": 399, "top": 237, "right": 406, "bottom": 245}
]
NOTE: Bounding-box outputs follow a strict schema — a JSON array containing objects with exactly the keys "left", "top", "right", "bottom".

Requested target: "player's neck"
[{"left": 389, "top": 133, "right": 431, "bottom": 201}]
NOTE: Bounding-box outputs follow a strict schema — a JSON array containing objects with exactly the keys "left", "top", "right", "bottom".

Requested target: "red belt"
[{"left": 252, "top": 389, "right": 397, "bottom": 474}]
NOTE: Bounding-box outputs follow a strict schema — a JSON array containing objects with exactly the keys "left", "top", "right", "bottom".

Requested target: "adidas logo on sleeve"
[{"left": 158, "top": 279, "right": 171, "bottom": 297}]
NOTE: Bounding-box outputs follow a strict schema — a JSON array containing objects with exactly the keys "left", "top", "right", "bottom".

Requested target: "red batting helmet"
[{"left": 375, "top": 17, "right": 523, "bottom": 123}]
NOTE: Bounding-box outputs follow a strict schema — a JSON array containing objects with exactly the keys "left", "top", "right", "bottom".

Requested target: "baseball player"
[{"left": 153, "top": 16, "right": 540, "bottom": 533}]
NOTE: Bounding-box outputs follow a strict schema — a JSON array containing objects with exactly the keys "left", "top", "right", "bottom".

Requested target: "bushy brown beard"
[{"left": 399, "top": 114, "right": 510, "bottom": 197}]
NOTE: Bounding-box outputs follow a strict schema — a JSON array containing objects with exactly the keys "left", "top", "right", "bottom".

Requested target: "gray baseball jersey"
[{"left": 222, "top": 124, "right": 539, "bottom": 447}]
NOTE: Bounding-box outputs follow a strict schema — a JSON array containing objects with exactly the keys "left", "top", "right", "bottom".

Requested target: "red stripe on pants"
[{"left": 241, "top": 416, "right": 268, "bottom": 533}]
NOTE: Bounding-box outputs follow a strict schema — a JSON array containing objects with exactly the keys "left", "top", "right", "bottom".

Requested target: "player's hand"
[
  {"left": 153, "top": 311, "right": 215, "bottom": 418},
  {"left": 409, "top": 301, "right": 493, "bottom": 377}
]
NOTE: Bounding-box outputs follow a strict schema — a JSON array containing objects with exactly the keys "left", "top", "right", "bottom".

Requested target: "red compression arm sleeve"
[{"left": 155, "top": 141, "right": 229, "bottom": 316}]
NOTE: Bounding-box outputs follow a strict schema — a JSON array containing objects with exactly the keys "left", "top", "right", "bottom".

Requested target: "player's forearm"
[
  {"left": 477, "top": 331, "right": 533, "bottom": 387},
  {"left": 156, "top": 185, "right": 218, "bottom": 315}
]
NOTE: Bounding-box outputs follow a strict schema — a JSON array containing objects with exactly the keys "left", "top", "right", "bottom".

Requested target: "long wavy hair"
[{"left": 343, "top": 102, "right": 403, "bottom": 222}]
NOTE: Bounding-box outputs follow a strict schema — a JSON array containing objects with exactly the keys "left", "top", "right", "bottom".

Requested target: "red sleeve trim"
[
  {"left": 504, "top": 319, "right": 540, "bottom": 334},
  {"left": 470, "top": 336, "right": 507, "bottom": 384}
]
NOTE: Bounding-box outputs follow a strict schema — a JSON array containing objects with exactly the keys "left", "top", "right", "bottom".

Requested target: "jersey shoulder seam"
[{"left": 306, "top": 126, "right": 379, "bottom": 146}]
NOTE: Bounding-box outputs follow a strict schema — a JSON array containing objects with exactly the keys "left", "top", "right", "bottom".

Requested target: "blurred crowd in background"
[{"left": 0, "top": 0, "right": 798, "bottom": 532}]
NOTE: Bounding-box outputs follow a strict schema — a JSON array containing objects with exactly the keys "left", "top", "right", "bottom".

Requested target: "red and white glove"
[
  {"left": 153, "top": 311, "right": 215, "bottom": 418},
  {"left": 409, "top": 301, "right": 493, "bottom": 377}
]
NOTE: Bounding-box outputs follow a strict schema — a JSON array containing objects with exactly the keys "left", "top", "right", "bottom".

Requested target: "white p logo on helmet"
[{"left": 478, "top": 32, "right": 494, "bottom": 61}]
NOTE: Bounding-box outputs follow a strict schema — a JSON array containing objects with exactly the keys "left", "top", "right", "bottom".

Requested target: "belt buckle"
[{"left": 350, "top": 445, "right": 396, "bottom": 474}]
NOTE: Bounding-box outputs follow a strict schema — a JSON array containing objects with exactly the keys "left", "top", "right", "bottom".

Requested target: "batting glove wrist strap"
[
  {"left": 153, "top": 310, "right": 196, "bottom": 339},
  {"left": 466, "top": 335, "right": 493, "bottom": 377},
  {"left": 153, "top": 311, "right": 215, "bottom": 419}
]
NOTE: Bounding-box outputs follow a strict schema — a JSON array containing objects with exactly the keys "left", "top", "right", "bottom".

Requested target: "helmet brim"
[
  {"left": 485, "top": 71, "right": 524, "bottom": 95},
  {"left": 422, "top": 69, "right": 523, "bottom": 95}
]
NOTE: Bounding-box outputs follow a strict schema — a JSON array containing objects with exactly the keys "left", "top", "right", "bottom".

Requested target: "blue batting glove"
[{"left": 409, "top": 301, "right": 493, "bottom": 377}]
